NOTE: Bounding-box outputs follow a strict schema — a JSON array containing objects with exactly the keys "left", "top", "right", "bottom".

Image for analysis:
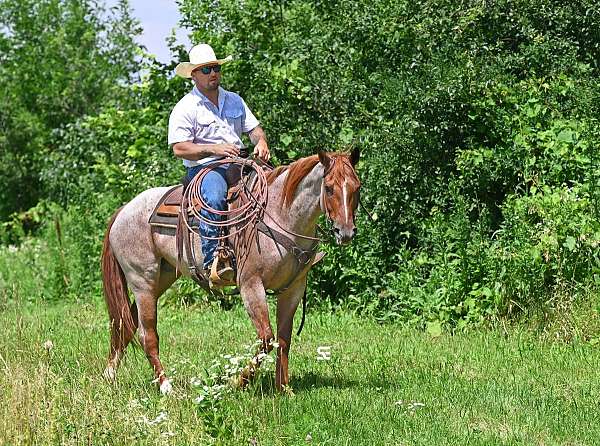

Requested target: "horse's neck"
[{"left": 268, "top": 163, "right": 323, "bottom": 238}]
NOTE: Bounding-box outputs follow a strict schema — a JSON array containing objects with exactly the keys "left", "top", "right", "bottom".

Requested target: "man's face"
[{"left": 191, "top": 65, "right": 221, "bottom": 91}]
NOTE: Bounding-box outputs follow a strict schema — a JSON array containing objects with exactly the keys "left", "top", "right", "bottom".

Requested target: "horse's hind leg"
[
  {"left": 106, "top": 253, "right": 177, "bottom": 393},
  {"left": 104, "top": 301, "right": 138, "bottom": 382},
  {"left": 132, "top": 263, "right": 177, "bottom": 394},
  {"left": 135, "top": 290, "right": 169, "bottom": 392}
]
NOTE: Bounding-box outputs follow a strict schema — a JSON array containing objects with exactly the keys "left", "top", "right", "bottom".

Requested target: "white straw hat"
[{"left": 175, "top": 44, "right": 233, "bottom": 79}]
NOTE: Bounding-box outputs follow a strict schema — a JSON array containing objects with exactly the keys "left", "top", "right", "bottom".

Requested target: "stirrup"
[{"left": 208, "top": 254, "right": 236, "bottom": 289}]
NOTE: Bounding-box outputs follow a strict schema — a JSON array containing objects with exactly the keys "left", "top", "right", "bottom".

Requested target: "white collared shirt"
[{"left": 168, "top": 86, "right": 260, "bottom": 167}]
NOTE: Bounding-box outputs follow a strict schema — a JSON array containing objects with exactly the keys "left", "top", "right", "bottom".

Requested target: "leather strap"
[
  {"left": 256, "top": 222, "right": 318, "bottom": 265},
  {"left": 177, "top": 193, "right": 210, "bottom": 290}
]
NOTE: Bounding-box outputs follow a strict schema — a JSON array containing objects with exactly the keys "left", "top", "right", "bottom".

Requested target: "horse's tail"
[{"left": 101, "top": 207, "right": 138, "bottom": 351}]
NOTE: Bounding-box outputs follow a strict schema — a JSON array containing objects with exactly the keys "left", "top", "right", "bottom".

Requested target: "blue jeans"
[{"left": 186, "top": 165, "right": 229, "bottom": 269}]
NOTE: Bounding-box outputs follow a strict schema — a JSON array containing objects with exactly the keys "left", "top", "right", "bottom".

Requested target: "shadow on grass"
[{"left": 249, "top": 371, "right": 397, "bottom": 396}]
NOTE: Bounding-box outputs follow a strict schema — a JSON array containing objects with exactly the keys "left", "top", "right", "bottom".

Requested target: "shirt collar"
[{"left": 192, "top": 86, "right": 226, "bottom": 113}]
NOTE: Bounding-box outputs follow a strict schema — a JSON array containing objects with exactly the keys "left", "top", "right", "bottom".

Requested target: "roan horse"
[{"left": 101, "top": 149, "right": 361, "bottom": 393}]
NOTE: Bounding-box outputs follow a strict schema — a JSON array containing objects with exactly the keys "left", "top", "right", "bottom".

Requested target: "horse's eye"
[{"left": 325, "top": 185, "right": 334, "bottom": 196}]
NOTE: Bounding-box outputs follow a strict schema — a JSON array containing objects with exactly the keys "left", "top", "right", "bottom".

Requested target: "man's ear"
[
  {"left": 318, "top": 151, "right": 331, "bottom": 172},
  {"left": 350, "top": 147, "right": 360, "bottom": 166}
]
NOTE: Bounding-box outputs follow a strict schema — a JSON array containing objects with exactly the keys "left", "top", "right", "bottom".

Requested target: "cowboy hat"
[{"left": 175, "top": 44, "right": 233, "bottom": 79}]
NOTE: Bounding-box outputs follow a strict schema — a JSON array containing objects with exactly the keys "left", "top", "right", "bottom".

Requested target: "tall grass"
[{"left": 2, "top": 295, "right": 600, "bottom": 445}]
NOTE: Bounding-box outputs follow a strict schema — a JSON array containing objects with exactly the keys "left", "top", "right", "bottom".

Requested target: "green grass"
[{"left": 1, "top": 297, "right": 600, "bottom": 446}]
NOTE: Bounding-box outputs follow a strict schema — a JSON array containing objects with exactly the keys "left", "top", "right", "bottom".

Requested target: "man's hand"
[
  {"left": 249, "top": 126, "right": 270, "bottom": 162},
  {"left": 253, "top": 139, "right": 270, "bottom": 163},
  {"left": 212, "top": 143, "right": 240, "bottom": 158}
]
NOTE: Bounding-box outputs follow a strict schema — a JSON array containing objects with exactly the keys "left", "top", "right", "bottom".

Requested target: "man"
[{"left": 169, "top": 43, "right": 270, "bottom": 285}]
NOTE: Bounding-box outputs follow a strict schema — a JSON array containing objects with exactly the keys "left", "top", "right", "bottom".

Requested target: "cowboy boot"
[{"left": 208, "top": 249, "right": 236, "bottom": 288}]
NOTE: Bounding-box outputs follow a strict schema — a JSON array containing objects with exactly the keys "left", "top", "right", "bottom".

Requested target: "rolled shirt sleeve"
[
  {"left": 241, "top": 98, "right": 259, "bottom": 133},
  {"left": 168, "top": 102, "right": 194, "bottom": 145}
]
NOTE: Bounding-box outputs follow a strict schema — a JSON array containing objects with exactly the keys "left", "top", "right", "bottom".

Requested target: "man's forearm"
[
  {"left": 172, "top": 141, "right": 239, "bottom": 160},
  {"left": 248, "top": 126, "right": 267, "bottom": 145},
  {"left": 172, "top": 141, "right": 212, "bottom": 160}
]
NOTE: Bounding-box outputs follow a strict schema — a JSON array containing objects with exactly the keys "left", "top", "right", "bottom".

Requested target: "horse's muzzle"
[{"left": 333, "top": 226, "right": 356, "bottom": 245}]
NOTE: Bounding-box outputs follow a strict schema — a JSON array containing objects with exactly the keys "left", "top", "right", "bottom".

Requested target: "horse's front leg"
[
  {"left": 239, "top": 279, "right": 274, "bottom": 387},
  {"left": 275, "top": 280, "right": 306, "bottom": 391}
]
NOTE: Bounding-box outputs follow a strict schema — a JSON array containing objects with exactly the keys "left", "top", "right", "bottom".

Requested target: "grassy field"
[{"left": 1, "top": 296, "right": 600, "bottom": 446}]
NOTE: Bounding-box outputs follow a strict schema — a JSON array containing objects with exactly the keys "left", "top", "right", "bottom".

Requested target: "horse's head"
[{"left": 318, "top": 148, "right": 361, "bottom": 245}]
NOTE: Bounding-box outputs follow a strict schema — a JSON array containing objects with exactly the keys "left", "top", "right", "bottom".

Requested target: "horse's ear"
[
  {"left": 350, "top": 147, "right": 360, "bottom": 166},
  {"left": 318, "top": 151, "right": 331, "bottom": 172}
]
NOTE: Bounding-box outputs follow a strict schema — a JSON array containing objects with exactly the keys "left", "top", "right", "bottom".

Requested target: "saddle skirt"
[{"left": 148, "top": 185, "right": 195, "bottom": 229}]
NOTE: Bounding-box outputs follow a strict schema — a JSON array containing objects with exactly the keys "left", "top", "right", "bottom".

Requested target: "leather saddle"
[{"left": 148, "top": 185, "right": 195, "bottom": 229}]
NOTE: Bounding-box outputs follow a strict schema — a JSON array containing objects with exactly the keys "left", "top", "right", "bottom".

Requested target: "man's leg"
[{"left": 189, "top": 166, "right": 229, "bottom": 269}]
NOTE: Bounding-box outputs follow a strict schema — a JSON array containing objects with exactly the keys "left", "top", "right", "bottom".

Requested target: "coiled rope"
[
  {"left": 181, "top": 156, "right": 321, "bottom": 244},
  {"left": 181, "top": 157, "right": 269, "bottom": 240}
]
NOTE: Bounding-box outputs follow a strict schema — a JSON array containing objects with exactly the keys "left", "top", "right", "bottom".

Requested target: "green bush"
[{"left": 5, "top": 0, "right": 600, "bottom": 329}]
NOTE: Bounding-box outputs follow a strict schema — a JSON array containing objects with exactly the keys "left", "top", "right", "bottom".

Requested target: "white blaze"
[{"left": 342, "top": 178, "right": 350, "bottom": 223}]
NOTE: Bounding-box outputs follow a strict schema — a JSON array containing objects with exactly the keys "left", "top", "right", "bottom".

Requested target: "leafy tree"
[
  {"left": 173, "top": 0, "right": 600, "bottom": 322},
  {"left": 0, "top": 0, "right": 142, "bottom": 221},
  {"left": 13, "top": 0, "right": 600, "bottom": 327}
]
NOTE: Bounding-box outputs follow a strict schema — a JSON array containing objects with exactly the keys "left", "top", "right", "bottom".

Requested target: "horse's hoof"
[
  {"left": 160, "top": 379, "right": 173, "bottom": 395},
  {"left": 103, "top": 366, "right": 116, "bottom": 382}
]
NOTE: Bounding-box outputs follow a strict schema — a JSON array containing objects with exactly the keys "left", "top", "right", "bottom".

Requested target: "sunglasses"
[{"left": 195, "top": 65, "right": 221, "bottom": 75}]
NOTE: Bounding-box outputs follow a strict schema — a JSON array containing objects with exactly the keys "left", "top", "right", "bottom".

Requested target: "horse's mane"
[
  {"left": 266, "top": 154, "right": 321, "bottom": 206},
  {"left": 266, "top": 152, "right": 353, "bottom": 207}
]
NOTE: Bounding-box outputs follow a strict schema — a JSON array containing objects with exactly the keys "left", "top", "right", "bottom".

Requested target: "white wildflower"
[
  {"left": 43, "top": 340, "right": 54, "bottom": 351},
  {"left": 138, "top": 411, "right": 168, "bottom": 426},
  {"left": 408, "top": 402, "right": 425, "bottom": 411}
]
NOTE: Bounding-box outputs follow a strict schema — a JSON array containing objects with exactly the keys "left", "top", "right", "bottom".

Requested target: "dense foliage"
[
  {"left": 2, "top": 0, "right": 600, "bottom": 331},
  {"left": 0, "top": 0, "right": 141, "bottom": 220}
]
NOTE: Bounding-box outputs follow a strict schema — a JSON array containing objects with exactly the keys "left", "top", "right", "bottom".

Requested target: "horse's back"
[{"left": 109, "top": 186, "right": 176, "bottom": 265}]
